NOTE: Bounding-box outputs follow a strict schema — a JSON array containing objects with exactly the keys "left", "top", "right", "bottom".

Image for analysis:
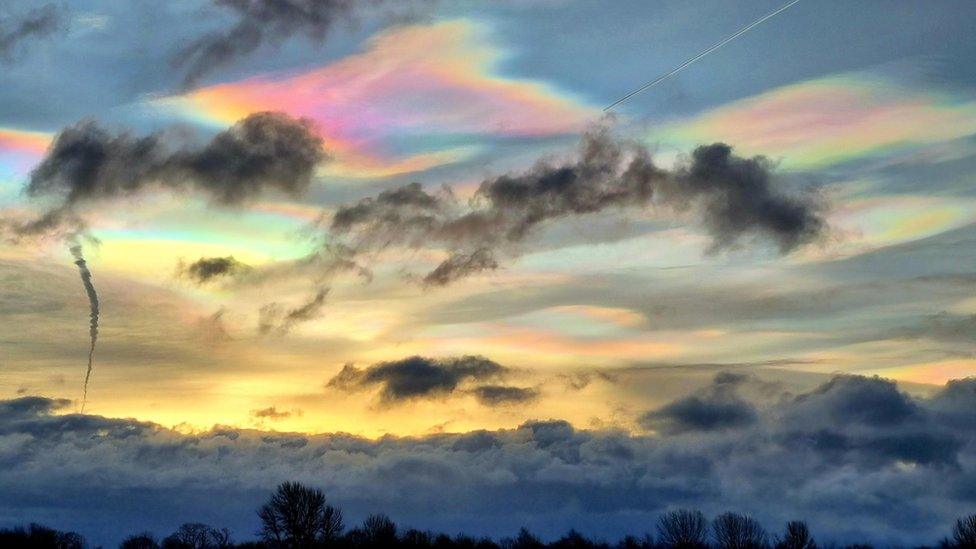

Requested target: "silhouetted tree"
[
  {"left": 0, "top": 523, "right": 88, "bottom": 549},
  {"left": 774, "top": 521, "right": 815, "bottom": 549},
  {"left": 258, "top": 481, "right": 344, "bottom": 548},
  {"left": 361, "top": 514, "right": 397, "bottom": 546},
  {"left": 402, "top": 528, "right": 434, "bottom": 548},
  {"left": 712, "top": 512, "right": 767, "bottom": 549},
  {"left": 162, "top": 523, "right": 231, "bottom": 549},
  {"left": 953, "top": 514, "right": 976, "bottom": 548},
  {"left": 121, "top": 532, "right": 161, "bottom": 549},
  {"left": 502, "top": 528, "right": 544, "bottom": 549},
  {"left": 474, "top": 537, "right": 501, "bottom": 549},
  {"left": 615, "top": 535, "right": 655, "bottom": 549},
  {"left": 657, "top": 509, "right": 709, "bottom": 549},
  {"left": 552, "top": 529, "right": 597, "bottom": 549}
]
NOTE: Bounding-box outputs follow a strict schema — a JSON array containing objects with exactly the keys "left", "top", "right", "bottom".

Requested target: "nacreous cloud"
[
  {"left": 177, "top": 0, "right": 429, "bottom": 88},
  {"left": 327, "top": 355, "right": 508, "bottom": 403},
  {"left": 324, "top": 127, "right": 827, "bottom": 286},
  {"left": 1, "top": 374, "right": 975, "bottom": 545}
]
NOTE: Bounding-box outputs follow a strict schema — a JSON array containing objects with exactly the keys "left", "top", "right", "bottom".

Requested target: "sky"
[{"left": 1, "top": 0, "right": 975, "bottom": 546}]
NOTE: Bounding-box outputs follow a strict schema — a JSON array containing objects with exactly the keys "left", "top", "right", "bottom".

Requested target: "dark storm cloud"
[
  {"left": 327, "top": 355, "right": 506, "bottom": 403},
  {"left": 471, "top": 385, "right": 539, "bottom": 406},
  {"left": 177, "top": 0, "right": 431, "bottom": 88},
  {"left": 178, "top": 256, "right": 252, "bottom": 284},
  {"left": 258, "top": 288, "right": 329, "bottom": 336},
  {"left": 0, "top": 4, "right": 63, "bottom": 61},
  {"left": 324, "top": 127, "right": 827, "bottom": 286},
  {"left": 2, "top": 373, "right": 976, "bottom": 545}
]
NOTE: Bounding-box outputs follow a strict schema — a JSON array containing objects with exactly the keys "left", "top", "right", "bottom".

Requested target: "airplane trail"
[
  {"left": 69, "top": 243, "right": 100, "bottom": 411},
  {"left": 604, "top": 0, "right": 802, "bottom": 111}
]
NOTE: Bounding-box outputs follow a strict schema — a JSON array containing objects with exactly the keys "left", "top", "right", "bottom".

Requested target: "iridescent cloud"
[
  {"left": 158, "top": 19, "right": 597, "bottom": 178},
  {"left": 0, "top": 127, "right": 50, "bottom": 176},
  {"left": 653, "top": 72, "right": 976, "bottom": 169}
]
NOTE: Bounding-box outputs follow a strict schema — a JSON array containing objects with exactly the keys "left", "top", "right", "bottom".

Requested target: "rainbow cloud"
[
  {"left": 159, "top": 20, "right": 597, "bottom": 179},
  {"left": 653, "top": 72, "right": 976, "bottom": 169},
  {"left": 0, "top": 127, "right": 50, "bottom": 176}
]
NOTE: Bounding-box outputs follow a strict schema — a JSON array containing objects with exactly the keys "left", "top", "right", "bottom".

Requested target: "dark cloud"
[
  {"left": 638, "top": 372, "right": 758, "bottom": 434},
  {"left": 471, "top": 385, "right": 539, "bottom": 406},
  {"left": 12, "top": 112, "right": 325, "bottom": 238},
  {"left": 176, "top": 0, "right": 431, "bottom": 88},
  {"left": 664, "top": 143, "right": 826, "bottom": 254},
  {"left": 785, "top": 375, "right": 919, "bottom": 428},
  {"left": 640, "top": 395, "right": 757, "bottom": 435},
  {"left": 928, "top": 377, "right": 976, "bottom": 429},
  {"left": 422, "top": 248, "right": 498, "bottom": 287},
  {"left": 178, "top": 256, "right": 252, "bottom": 284},
  {"left": 330, "top": 181, "right": 442, "bottom": 234},
  {"left": 28, "top": 111, "right": 324, "bottom": 206},
  {"left": 324, "top": 127, "right": 827, "bottom": 286},
  {"left": 0, "top": 395, "right": 70, "bottom": 417},
  {"left": 251, "top": 406, "right": 300, "bottom": 421},
  {"left": 327, "top": 355, "right": 506, "bottom": 403},
  {"left": 1, "top": 374, "right": 976, "bottom": 546},
  {"left": 0, "top": 4, "right": 63, "bottom": 61},
  {"left": 258, "top": 288, "right": 329, "bottom": 336},
  {"left": 556, "top": 370, "right": 618, "bottom": 391}
]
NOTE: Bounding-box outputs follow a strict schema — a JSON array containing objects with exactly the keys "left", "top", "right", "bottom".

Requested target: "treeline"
[{"left": 3, "top": 482, "right": 975, "bottom": 549}]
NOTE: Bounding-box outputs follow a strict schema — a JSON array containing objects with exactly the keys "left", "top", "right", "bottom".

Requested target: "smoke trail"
[
  {"left": 69, "top": 242, "right": 99, "bottom": 411},
  {"left": 604, "top": 0, "right": 802, "bottom": 111}
]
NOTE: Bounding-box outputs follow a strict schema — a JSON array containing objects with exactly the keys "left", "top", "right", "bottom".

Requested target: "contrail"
[
  {"left": 604, "top": 0, "right": 802, "bottom": 111},
  {"left": 69, "top": 242, "right": 100, "bottom": 412}
]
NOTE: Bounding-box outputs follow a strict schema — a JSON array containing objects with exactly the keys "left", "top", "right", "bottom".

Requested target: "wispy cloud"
[{"left": 653, "top": 71, "right": 976, "bottom": 169}]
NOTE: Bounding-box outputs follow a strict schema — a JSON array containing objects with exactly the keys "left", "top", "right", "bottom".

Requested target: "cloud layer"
[{"left": 2, "top": 373, "right": 975, "bottom": 547}]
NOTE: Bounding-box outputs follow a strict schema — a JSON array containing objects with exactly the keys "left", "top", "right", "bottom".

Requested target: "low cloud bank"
[{"left": 1, "top": 374, "right": 974, "bottom": 546}]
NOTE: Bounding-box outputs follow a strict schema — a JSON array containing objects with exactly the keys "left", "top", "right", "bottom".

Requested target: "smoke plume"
[{"left": 68, "top": 242, "right": 99, "bottom": 411}]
